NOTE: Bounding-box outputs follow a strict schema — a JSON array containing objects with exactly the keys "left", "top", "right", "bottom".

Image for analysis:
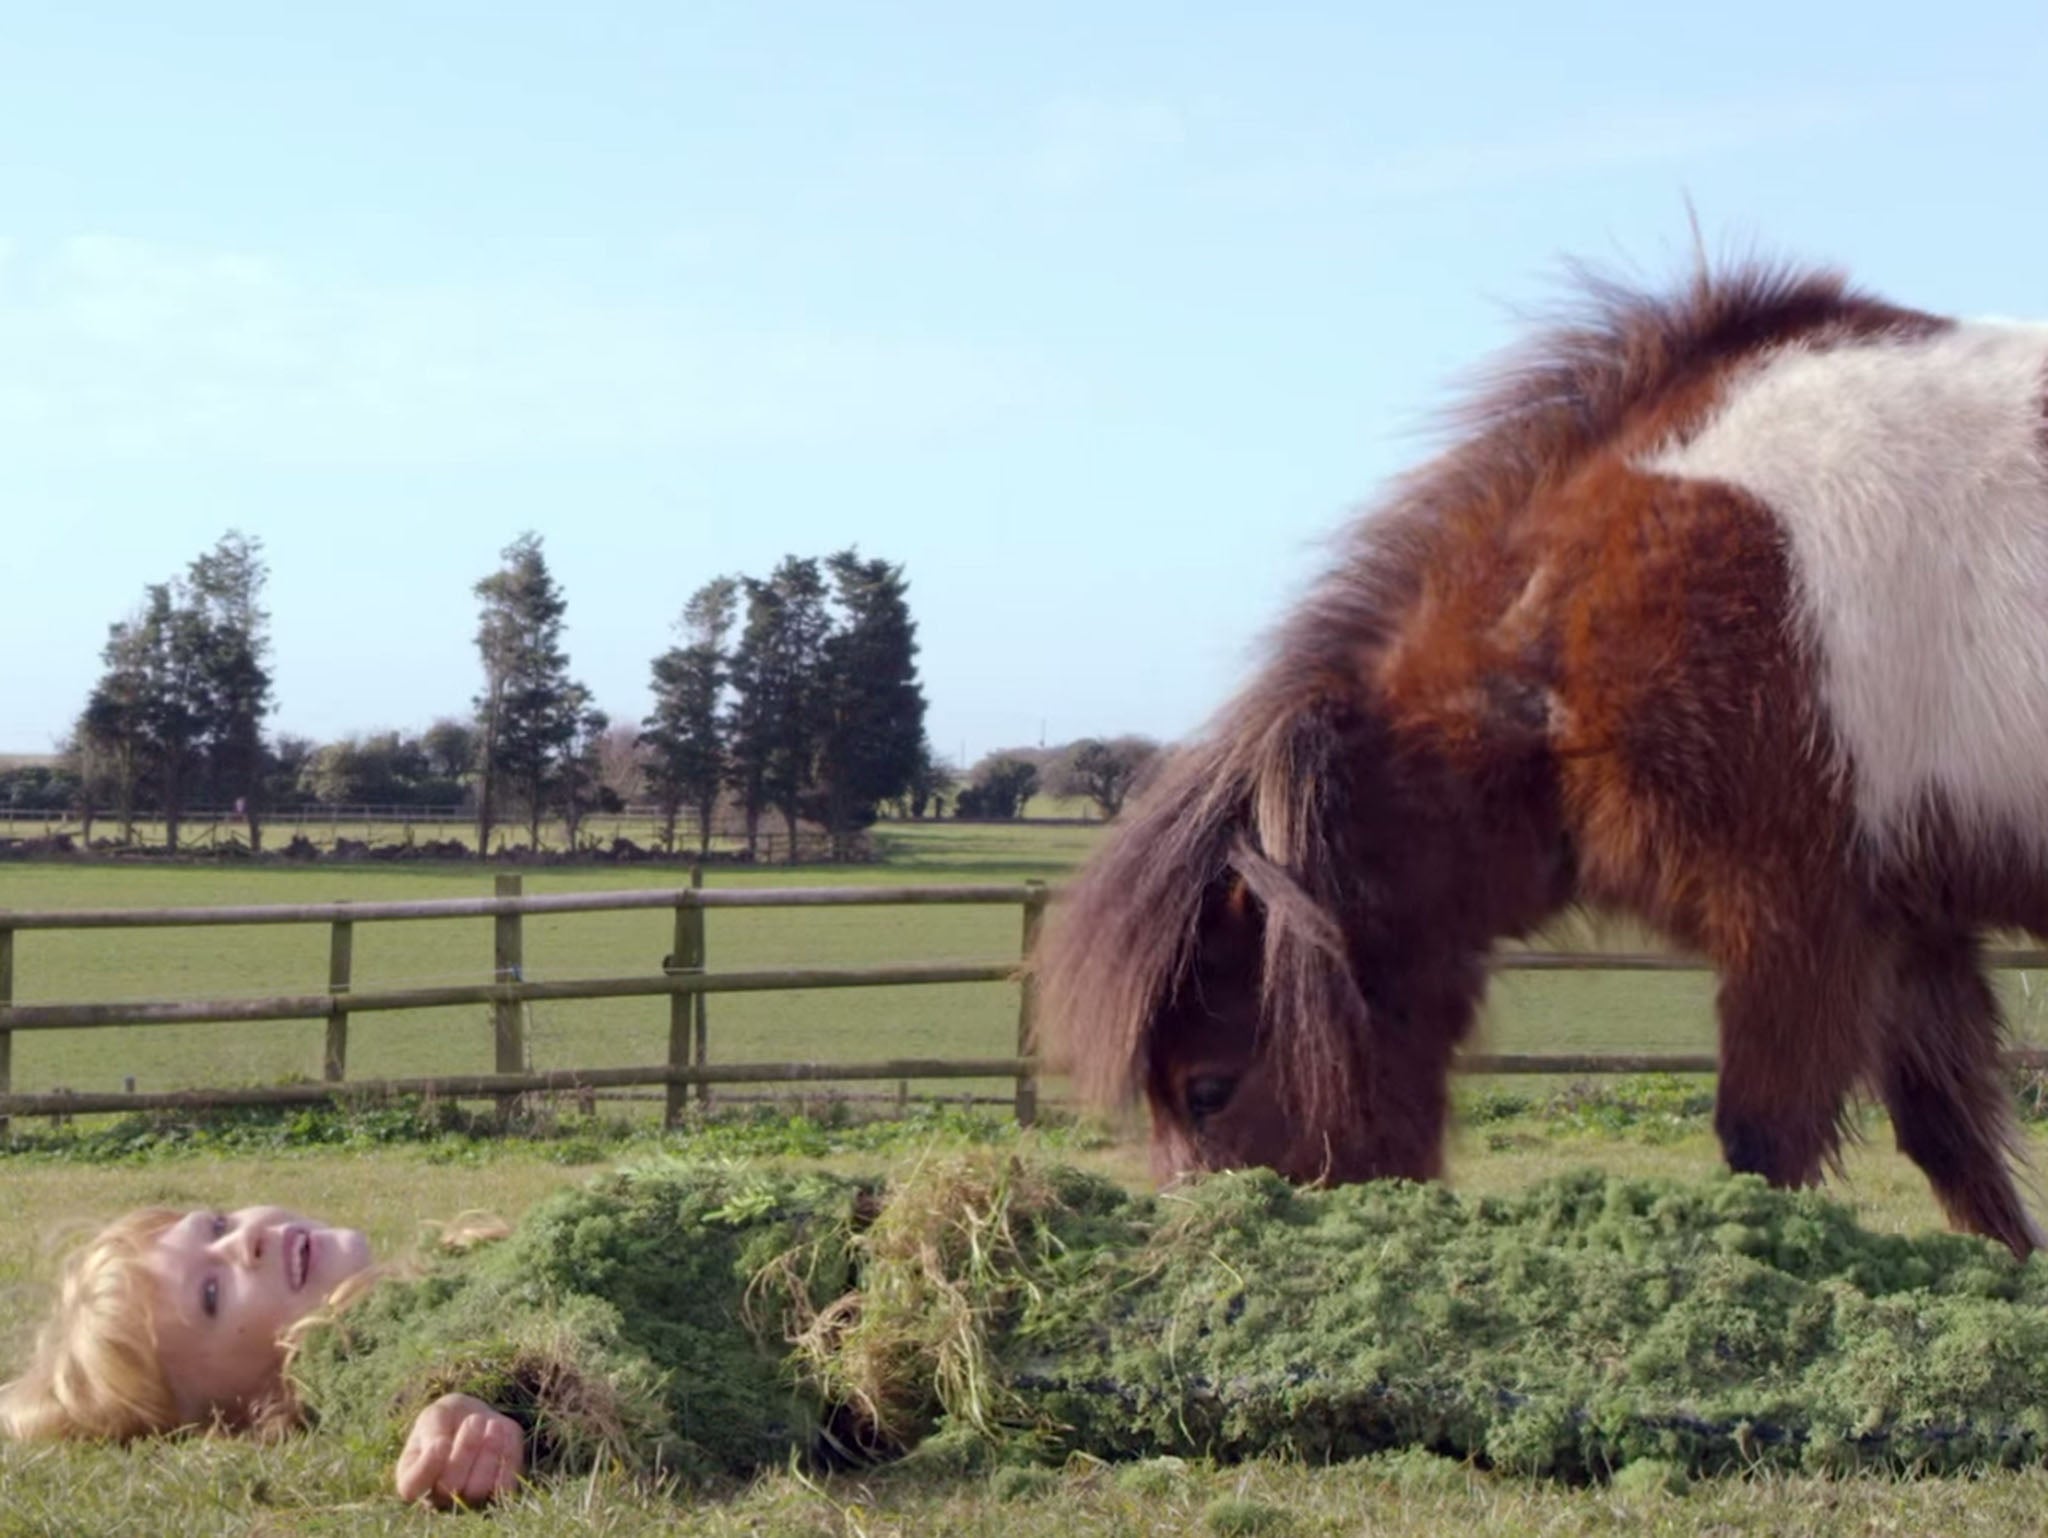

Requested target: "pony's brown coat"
[{"left": 1032, "top": 258, "right": 2048, "bottom": 1254}]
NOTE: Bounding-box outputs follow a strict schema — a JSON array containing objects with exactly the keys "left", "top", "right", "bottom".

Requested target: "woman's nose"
[{"left": 220, "top": 1221, "right": 264, "bottom": 1266}]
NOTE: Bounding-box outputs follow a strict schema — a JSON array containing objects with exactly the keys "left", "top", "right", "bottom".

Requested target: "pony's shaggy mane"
[{"left": 1031, "top": 255, "right": 1934, "bottom": 1130}]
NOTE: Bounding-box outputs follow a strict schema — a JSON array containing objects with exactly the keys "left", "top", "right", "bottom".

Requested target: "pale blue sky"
[{"left": 4, "top": 3, "right": 2045, "bottom": 768}]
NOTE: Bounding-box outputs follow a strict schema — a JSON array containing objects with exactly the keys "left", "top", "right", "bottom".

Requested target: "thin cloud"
[
  {"left": 1210, "top": 95, "right": 1870, "bottom": 207},
  {"left": 0, "top": 237, "right": 1065, "bottom": 465}
]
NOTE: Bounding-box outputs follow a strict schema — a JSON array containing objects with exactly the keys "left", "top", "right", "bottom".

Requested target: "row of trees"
[
  {"left": 32, "top": 530, "right": 1158, "bottom": 857},
  {"left": 637, "top": 550, "right": 932, "bottom": 859},
  {"left": 43, "top": 532, "right": 942, "bottom": 858}
]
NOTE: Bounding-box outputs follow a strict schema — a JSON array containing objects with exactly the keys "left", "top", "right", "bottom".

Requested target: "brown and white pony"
[{"left": 1034, "top": 256, "right": 2048, "bottom": 1257}]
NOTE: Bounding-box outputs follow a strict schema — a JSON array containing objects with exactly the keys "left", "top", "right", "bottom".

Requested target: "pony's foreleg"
[
  {"left": 1711, "top": 933, "right": 1878, "bottom": 1191},
  {"left": 1876, "top": 932, "right": 2043, "bottom": 1259}
]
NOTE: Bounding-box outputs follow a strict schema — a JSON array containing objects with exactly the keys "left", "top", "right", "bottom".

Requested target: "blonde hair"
[
  {"left": 0, "top": 1206, "right": 509, "bottom": 1445},
  {"left": 0, "top": 1207, "right": 182, "bottom": 1442}
]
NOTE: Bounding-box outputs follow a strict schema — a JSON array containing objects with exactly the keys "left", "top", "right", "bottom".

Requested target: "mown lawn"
[{"left": 6, "top": 1099, "right": 2048, "bottom": 1536}]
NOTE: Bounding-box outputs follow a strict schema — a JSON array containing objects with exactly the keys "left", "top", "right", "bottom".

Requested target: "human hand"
[{"left": 395, "top": 1392, "right": 525, "bottom": 1508}]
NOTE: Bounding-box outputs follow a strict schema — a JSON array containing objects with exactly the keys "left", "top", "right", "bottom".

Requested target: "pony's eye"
[
  {"left": 201, "top": 1276, "right": 219, "bottom": 1319},
  {"left": 210, "top": 1212, "right": 228, "bottom": 1239},
  {"left": 1185, "top": 1075, "right": 1237, "bottom": 1123}
]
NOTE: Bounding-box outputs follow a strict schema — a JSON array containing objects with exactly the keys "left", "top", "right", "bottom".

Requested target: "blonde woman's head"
[{"left": 1, "top": 1205, "right": 375, "bottom": 1443}]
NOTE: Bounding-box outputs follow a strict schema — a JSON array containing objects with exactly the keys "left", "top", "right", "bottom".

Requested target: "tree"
[
  {"left": 73, "top": 531, "right": 275, "bottom": 851},
  {"left": 0, "top": 763, "right": 78, "bottom": 813},
  {"left": 296, "top": 732, "right": 421, "bottom": 805},
  {"left": 185, "top": 531, "right": 274, "bottom": 848},
  {"left": 954, "top": 755, "right": 1038, "bottom": 819},
  {"left": 595, "top": 721, "right": 646, "bottom": 807},
  {"left": 290, "top": 730, "right": 472, "bottom": 810},
  {"left": 900, "top": 732, "right": 956, "bottom": 820},
  {"left": 557, "top": 692, "right": 613, "bottom": 849},
  {"left": 642, "top": 577, "right": 737, "bottom": 857},
  {"left": 135, "top": 583, "right": 210, "bottom": 852},
  {"left": 1050, "top": 736, "right": 1160, "bottom": 820},
  {"left": 815, "top": 551, "right": 927, "bottom": 858},
  {"left": 265, "top": 735, "right": 318, "bottom": 811},
  {"left": 471, "top": 533, "right": 587, "bottom": 851},
  {"left": 297, "top": 740, "right": 364, "bottom": 805},
  {"left": 77, "top": 616, "right": 154, "bottom": 843},
  {"left": 726, "top": 558, "right": 831, "bottom": 863},
  {"left": 421, "top": 718, "right": 479, "bottom": 783}
]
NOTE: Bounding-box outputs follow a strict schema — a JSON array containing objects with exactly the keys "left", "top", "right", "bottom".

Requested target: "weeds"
[{"left": 0, "top": 1096, "right": 1106, "bottom": 1168}]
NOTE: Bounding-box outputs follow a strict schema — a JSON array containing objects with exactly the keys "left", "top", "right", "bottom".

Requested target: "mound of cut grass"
[
  {"left": 279, "top": 1151, "right": 2048, "bottom": 1490},
  {"left": 788, "top": 1157, "right": 2048, "bottom": 1482}
]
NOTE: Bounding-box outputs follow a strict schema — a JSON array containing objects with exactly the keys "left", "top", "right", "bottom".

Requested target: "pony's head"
[{"left": 1035, "top": 669, "right": 1567, "bottom": 1187}]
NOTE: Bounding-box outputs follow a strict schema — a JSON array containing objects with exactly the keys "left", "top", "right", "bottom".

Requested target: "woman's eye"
[{"left": 201, "top": 1277, "right": 219, "bottom": 1319}]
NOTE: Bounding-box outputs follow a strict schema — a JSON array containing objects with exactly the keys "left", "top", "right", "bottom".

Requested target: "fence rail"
[{"left": 7, "top": 878, "right": 2048, "bottom": 1126}]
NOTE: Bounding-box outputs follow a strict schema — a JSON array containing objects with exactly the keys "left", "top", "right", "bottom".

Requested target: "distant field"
[{"left": 8, "top": 820, "right": 2048, "bottom": 1117}]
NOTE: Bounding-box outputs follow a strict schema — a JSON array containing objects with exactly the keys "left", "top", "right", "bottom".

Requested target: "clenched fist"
[{"left": 395, "top": 1392, "right": 526, "bottom": 1508}]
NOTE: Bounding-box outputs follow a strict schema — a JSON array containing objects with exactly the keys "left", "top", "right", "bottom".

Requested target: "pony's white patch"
[{"left": 1641, "top": 320, "right": 2048, "bottom": 856}]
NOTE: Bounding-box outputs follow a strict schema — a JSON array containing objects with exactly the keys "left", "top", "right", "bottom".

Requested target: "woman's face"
[{"left": 146, "top": 1206, "right": 373, "bottom": 1425}]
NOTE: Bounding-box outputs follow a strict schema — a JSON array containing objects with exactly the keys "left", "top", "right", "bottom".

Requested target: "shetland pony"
[{"left": 1034, "top": 256, "right": 2048, "bottom": 1257}]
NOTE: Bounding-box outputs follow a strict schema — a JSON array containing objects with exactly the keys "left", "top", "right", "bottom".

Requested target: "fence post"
[
  {"left": 690, "top": 865, "right": 710, "bottom": 1107},
  {"left": 664, "top": 868, "right": 706, "bottom": 1128},
  {"left": 493, "top": 875, "right": 525, "bottom": 1120},
  {"left": 1015, "top": 880, "right": 1046, "bottom": 1127},
  {"left": 0, "top": 924, "right": 13, "bottom": 1138},
  {"left": 324, "top": 908, "right": 353, "bottom": 1082}
]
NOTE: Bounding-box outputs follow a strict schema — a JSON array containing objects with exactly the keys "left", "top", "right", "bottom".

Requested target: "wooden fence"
[
  {"left": 8, "top": 878, "right": 2048, "bottom": 1128},
  {"left": 0, "top": 874, "right": 1047, "bottom": 1129}
]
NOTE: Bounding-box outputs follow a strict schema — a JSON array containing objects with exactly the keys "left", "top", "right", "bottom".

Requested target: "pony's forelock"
[
  {"left": 1033, "top": 687, "right": 1374, "bottom": 1146},
  {"left": 1030, "top": 735, "right": 1235, "bottom": 1109}
]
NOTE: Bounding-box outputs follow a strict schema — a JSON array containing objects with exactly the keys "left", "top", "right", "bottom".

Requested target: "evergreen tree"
[
  {"left": 641, "top": 577, "right": 737, "bottom": 857},
  {"left": 77, "top": 617, "right": 154, "bottom": 843},
  {"left": 471, "top": 533, "right": 586, "bottom": 852},
  {"left": 725, "top": 558, "right": 831, "bottom": 863},
  {"left": 136, "top": 582, "right": 210, "bottom": 852},
  {"left": 816, "top": 551, "right": 927, "bottom": 857},
  {"left": 557, "top": 690, "right": 611, "bottom": 850},
  {"left": 185, "top": 531, "right": 275, "bottom": 848},
  {"left": 723, "top": 584, "right": 774, "bottom": 861}
]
